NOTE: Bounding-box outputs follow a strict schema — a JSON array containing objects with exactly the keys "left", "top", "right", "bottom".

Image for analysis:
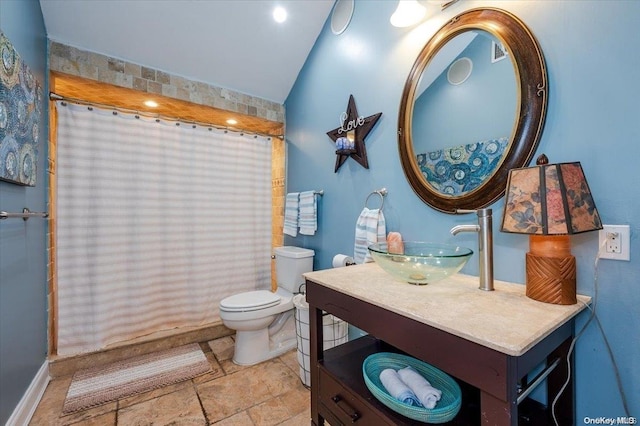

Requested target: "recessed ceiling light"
[
  {"left": 273, "top": 6, "right": 287, "bottom": 23},
  {"left": 226, "top": 119, "right": 238, "bottom": 125},
  {"left": 144, "top": 100, "right": 158, "bottom": 108}
]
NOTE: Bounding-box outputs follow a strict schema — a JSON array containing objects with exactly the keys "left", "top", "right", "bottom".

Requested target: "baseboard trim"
[{"left": 5, "top": 361, "right": 50, "bottom": 426}]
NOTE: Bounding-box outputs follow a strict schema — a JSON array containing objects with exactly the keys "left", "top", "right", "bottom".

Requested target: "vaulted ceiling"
[{"left": 39, "top": 0, "right": 335, "bottom": 105}]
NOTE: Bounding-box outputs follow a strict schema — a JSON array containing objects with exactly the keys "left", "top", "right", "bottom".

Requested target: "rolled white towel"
[
  {"left": 379, "top": 368, "right": 422, "bottom": 407},
  {"left": 397, "top": 366, "right": 442, "bottom": 409}
]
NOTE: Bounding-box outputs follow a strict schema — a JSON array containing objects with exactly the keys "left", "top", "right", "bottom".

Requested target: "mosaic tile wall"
[{"left": 48, "top": 41, "right": 285, "bottom": 123}]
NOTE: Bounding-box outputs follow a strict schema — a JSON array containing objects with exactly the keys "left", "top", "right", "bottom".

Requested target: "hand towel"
[
  {"left": 397, "top": 366, "right": 442, "bottom": 409},
  {"left": 284, "top": 192, "right": 299, "bottom": 237},
  {"left": 298, "top": 191, "right": 317, "bottom": 235},
  {"left": 379, "top": 368, "right": 422, "bottom": 407},
  {"left": 354, "top": 207, "right": 386, "bottom": 264}
]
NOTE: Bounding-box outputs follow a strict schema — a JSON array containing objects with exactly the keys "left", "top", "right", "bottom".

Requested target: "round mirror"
[{"left": 398, "top": 8, "right": 547, "bottom": 213}]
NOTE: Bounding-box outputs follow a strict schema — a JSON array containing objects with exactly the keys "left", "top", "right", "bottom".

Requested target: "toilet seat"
[{"left": 220, "top": 290, "right": 281, "bottom": 312}]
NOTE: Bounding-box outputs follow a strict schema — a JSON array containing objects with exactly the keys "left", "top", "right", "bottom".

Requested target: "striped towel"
[
  {"left": 354, "top": 207, "right": 386, "bottom": 264},
  {"left": 284, "top": 192, "right": 299, "bottom": 237},
  {"left": 298, "top": 191, "right": 317, "bottom": 236}
]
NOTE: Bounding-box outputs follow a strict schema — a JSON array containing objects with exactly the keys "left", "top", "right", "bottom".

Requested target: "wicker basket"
[{"left": 362, "top": 352, "right": 462, "bottom": 424}]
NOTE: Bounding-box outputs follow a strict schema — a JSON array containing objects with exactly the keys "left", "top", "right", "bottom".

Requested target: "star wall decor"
[{"left": 326, "top": 94, "right": 382, "bottom": 173}]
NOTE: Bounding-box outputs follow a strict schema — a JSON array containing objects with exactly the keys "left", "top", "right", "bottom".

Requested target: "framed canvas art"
[{"left": 0, "top": 30, "right": 42, "bottom": 186}]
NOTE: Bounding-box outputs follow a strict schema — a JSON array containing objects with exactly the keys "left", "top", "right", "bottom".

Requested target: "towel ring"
[{"left": 365, "top": 188, "right": 388, "bottom": 210}]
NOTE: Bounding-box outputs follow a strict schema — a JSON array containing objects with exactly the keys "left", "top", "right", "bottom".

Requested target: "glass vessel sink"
[{"left": 368, "top": 242, "right": 473, "bottom": 285}]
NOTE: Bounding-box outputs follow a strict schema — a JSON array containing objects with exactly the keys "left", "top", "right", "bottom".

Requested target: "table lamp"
[{"left": 501, "top": 154, "right": 602, "bottom": 304}]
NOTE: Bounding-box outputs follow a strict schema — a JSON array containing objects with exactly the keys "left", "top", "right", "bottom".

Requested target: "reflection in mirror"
[
  {"left": 398, "top": 8, "right": 548, "bottom": 213},
  {"left": 412, "top": 30, "right": 517, "bottom": 196}
]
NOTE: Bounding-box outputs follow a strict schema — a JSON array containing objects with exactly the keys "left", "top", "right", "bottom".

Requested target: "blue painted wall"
[
  {"left": 285, "top": 0, "right": 639, "bottom": 418},
  {"left": 0, "top": 0, "right": 49, "bottom": 423}
]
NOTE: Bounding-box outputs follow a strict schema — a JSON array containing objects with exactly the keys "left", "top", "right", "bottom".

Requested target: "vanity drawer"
[
  {"left": 319, "top": 366, "right": 412, "bottom": 426},
  {"left": 318, "top": 368, "right": 371, "bottom": 425},
  {"left": 317, "top": 337, "right": 417, "bottom": 426}
]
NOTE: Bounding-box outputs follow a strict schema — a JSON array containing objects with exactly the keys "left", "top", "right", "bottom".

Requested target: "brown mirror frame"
[{"left": 398, "top": 8, "right": 547, "bottom": 213}]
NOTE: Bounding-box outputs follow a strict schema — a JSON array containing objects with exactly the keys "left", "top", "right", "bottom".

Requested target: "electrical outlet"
[{"left": 598, "top": 224, "right": 630, "bottom": 261}]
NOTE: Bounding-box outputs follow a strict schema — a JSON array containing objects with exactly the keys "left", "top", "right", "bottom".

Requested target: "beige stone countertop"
[{"left": 304, "top": 263, "right": 591, "bottom": 357}]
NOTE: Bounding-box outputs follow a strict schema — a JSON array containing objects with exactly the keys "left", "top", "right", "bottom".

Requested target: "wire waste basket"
[{"left": 293, "top": 293, "right": 348, "bottom": 387}]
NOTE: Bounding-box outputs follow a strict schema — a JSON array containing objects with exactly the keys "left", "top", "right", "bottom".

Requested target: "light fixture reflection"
[
  {"left": 144, "top": 100, "right": 158, "bottom": 108},
  {"left": 390, "top": 0, "right": 426, "bottom": 28},
  {"left": 226, "top": 119, "right": 238, "bottom": 125}
]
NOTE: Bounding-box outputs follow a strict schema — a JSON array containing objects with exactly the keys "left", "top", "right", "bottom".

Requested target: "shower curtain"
[{"left": 55, "top": 101, "right": 272, "bottom": 355}]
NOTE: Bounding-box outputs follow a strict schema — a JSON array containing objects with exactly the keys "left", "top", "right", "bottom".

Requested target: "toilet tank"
[{"left": 274, "top": 246, "right": 315, "bottom": 293}]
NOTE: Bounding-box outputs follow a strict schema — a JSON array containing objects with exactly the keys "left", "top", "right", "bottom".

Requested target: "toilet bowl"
[
  {"left": 219, "top": 246, "right": 314, "bottom": 365},
  {"left": 220, "top": 288, "right": 297, "bottom": 365}
]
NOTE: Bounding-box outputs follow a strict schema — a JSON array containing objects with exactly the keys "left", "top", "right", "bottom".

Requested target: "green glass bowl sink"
[{"left": 368, "top": 241, "right": 473, "bottom": 285}]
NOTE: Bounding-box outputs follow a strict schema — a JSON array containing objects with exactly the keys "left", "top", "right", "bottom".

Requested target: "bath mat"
[{"left": 62, "top": 343, "right": 210, "bottom": 414}]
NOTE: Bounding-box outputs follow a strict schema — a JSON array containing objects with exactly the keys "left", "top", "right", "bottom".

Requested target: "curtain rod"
[
  {"left": 49, "top": 92, "right": 283, "bottom": 140},
  {"left": 0, "top": 208, "right": 49, "bottom": 221}
]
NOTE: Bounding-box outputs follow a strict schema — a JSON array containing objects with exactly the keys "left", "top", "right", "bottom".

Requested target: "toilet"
[{"left": 219, "top": 246, "right": 314, "bottom": 365}]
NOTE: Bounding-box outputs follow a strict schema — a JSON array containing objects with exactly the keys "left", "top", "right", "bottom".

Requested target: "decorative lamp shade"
[{"left": 501, "top": 154, "right": 602, "bottom": 304}]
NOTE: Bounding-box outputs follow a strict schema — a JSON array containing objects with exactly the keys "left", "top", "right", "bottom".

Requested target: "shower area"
[{"left": 48, "top": 69, "right": 286, "bottom": 358}]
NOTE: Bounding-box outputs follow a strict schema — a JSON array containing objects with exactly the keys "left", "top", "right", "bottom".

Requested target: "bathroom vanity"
[{"left": 304, "top": 263, "right": 590, "bottom": 425}]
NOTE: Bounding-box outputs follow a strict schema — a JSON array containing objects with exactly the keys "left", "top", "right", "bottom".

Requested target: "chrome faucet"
[{"left": 450, "top": 208, "right": 494, "bottom": 291}]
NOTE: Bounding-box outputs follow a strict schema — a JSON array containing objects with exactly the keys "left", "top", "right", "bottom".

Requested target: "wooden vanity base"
[{"left": 307, "top": 280, "right": 577, "bottom": 426}]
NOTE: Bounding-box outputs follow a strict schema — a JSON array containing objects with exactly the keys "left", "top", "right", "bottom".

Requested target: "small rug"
[{"left": 62, "top": 343, "right": 210, "bottom": 414}]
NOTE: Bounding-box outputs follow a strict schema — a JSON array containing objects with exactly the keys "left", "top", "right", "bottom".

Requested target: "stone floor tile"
[
  {"left": 212, "top": 411, "right": 254, "bottom": 425},
  {"left": 65, "top": 411, "right": 117, "bottom": 425},
  {"left": 218, "top": 358, "right": 249, "bottom": 375},
  {"left": 117, "top": 380, "right": 192, "bottom": 409},
  {"left": 30, "top": 339, "right": 308, "bottom": 426},
  {"left": 277, "top": 409, "right": 312, "bottom": 426},
  {"left": 30, "top": 376, "right": 117, "bottom": 426},
  {"left": 247, "top": 397, "right": 291, "bottom": 426},
  {"left": 196, "top": 367, "right": 272, "bottom": 423},
  {"left": 57, "top": 403, "right": 118, "bottom": 425},
  {"left": 253, "top": 359, "right": 301, "bottom": 397},
  {"left": 30, "top": 376, "right": 72, "bottom": 424},
  {"left": 207, "top": 336, "right": 235, "bottom": 361},
  {"left": 117, "top": 385, "right": 205, "bottom": 425},
  {"left": 278, "top": 350, "right": 300, "bottom": 376},
  {"left": 276, "top": 386, "right": 310, "bottom": 418},
  {"left": 191, "top": 350, "right": 225, "bottom": 385}
]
